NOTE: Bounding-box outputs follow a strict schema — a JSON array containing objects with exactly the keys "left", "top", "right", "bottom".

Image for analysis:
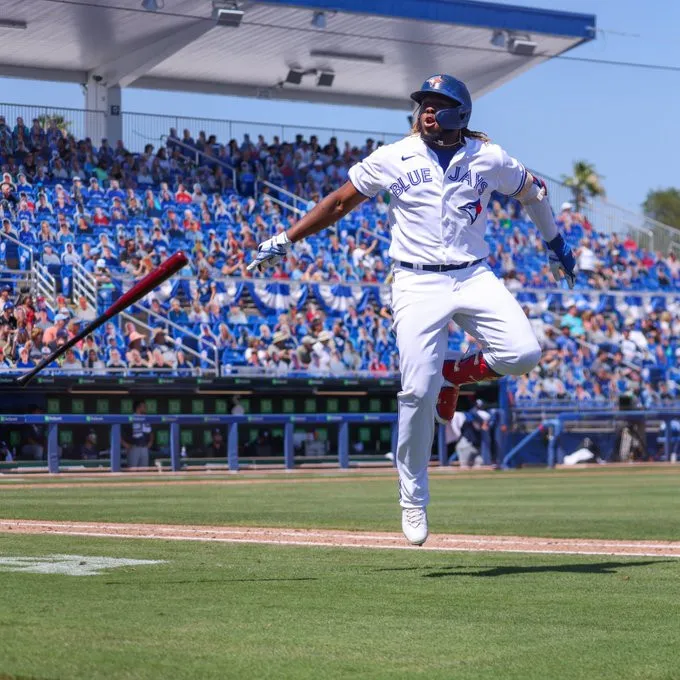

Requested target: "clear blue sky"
[{"left": 0, "top": 0, "right": 676, "bottom": 213}]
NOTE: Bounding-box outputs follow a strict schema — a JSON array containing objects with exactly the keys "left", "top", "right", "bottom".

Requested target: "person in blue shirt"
[
  {"left": 87, "top": 177, "right": 105, "bottom": 200},
  {"left": 105, "top": 178, "right": 125, "bottom": 201},
  {"left": 555, "top": 326, "right": 578, "bottom": 354},
  {"left": 16, "top": 345, "right": 35, "bottom": 370},
  {"left": 18, "top": 220, "right": 37, "bottom": 247}
]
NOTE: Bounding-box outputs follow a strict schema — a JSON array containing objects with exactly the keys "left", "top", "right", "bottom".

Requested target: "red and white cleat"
[
  {"left": 435, "top": 383, "right": 460, "bottom": 424},
  {"left": 435, "top": 352, "right": 498, "bottom": 424}
]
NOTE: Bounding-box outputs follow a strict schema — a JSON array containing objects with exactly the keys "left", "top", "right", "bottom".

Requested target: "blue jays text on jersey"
[
  {"left": 388, "top": 164, "right": 489, "bottom": 200},
  {"left": 389, "top": 168, "right": 433, "bottom": 197}
]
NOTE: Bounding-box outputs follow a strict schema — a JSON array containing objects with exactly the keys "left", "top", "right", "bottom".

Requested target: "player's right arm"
[{"left": 290, "top": 181, "right": 367, "bottom": 242}]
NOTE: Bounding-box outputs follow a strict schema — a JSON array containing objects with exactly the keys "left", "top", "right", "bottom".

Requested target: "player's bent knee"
[
  {"left": 492, "top": 341, "right": 541, "bottom": 377},
  {"left": 508, "top": 341, "right": 542, "bottom": 376}
]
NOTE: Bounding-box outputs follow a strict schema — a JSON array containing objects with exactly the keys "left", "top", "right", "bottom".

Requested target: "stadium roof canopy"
[{"left": 0, "top": 0, "right": 596, "bottom": 109}]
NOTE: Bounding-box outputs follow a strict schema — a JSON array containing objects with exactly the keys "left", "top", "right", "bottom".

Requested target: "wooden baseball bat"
[{"left": 15, "top": 251, "right": 188, "bottom": 387}]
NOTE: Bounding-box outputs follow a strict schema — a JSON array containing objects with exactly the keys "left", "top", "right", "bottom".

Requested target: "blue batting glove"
[
  {"left": 545, "top": 234, "right": 576, "bottom": 289},
  {"left": 246, "top": 232, "right": 292, "bottom": 273}
]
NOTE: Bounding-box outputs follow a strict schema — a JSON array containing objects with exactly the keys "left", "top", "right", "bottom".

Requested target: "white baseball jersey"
[{"left": 348, "top": 135, "right": 527, "bottom": 265}]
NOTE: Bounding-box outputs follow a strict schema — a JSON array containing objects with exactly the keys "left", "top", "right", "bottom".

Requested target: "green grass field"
[{"left": 0, "top": 467, "right": 679, "bottom": 679}]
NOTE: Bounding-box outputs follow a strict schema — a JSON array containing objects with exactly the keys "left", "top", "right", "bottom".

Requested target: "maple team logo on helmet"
[{"left": 410, "top": 74, "right": 472, "bottom": 130}]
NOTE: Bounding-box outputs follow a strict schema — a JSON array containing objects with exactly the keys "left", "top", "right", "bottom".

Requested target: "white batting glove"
[{"left": 246, "top": 232, "right": 292, "bottom": 273}]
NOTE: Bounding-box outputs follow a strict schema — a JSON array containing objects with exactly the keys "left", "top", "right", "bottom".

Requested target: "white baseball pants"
[{"left": 391, "top": 263, "right": 541, "bottom": 508}]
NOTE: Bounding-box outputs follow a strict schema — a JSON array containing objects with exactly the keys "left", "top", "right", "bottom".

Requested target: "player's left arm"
[{"left": 516, "top": 171, "right": 576, "bottom": 289}]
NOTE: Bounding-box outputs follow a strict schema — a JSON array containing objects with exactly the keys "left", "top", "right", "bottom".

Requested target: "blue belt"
[{"left": 398, "top": 257, "right": 485, "bottom": 273}]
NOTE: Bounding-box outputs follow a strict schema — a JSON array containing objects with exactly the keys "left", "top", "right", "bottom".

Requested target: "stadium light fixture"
[
  {"left": 316, "top": 71, "right": 335, "bottom": 87},
  {"left": 213, "top": 1, "right": 244, "bottom": 27},
  {"left": 508, "top": 36, "right": 537, "bottom": 56},
  {"left": 311, "top": 11, "right": 327, "bottom": 29},
  {"left": 0, "top": 19, "right": 27, "bottom": 30},
  {"left": 285, "top": 67, "right": 306, "bottom": 85},
  {"left": 491, "top": 30, "right": 536, "bottom": 56},
  {"left": 309, "top": 49, "right": 384, "bottom": 64}
]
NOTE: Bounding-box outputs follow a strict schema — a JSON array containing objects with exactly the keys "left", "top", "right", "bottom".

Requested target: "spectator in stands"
[
  {"left": 0, "top": 301, "right": 17, "bottom": 332},
  {"left": 94, "top": 259, "right": 112, "bottom": 285},
  {"left": 16, "top": 345, "right": 34, "bottom": 370},
  {"left": 74, "top": 296, "right": 95, "bottom": 322},
  {"left": 106, "top": 347, "right": 126, "bottom": 370},
  {"left": 174, "top": 350, "right": 194, "bottom": 375},
  {"left": 60, "top": 348, "right": 82, "bottom": 372}
]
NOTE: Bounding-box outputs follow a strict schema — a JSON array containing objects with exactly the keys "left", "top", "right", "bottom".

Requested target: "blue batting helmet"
[{"left": 410, "top": 74, "right": 472, "bottom": 130}]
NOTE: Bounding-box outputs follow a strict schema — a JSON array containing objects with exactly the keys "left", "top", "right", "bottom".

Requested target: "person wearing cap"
[
  {"left": 16, "top": 345, "right": 35, "bottom": 370},
  {"left": 150, "top": 222, "right": 169, "bottom": 247},
  {"left": 448, "top": 400, "right": 490, "bottom": 468},
  {"left": 80, "top": 429, "right": 99, "bottom": 460},
  {"left": 42, "top": 313, "right": 67, "bottom": 346},
  {"left": 87, "top": 177, "right": 104, "bottom": 199},
  {"left": 267, "top": 329, "right": 292, "bottom": 357},
  {"left": 94, "top": 258, "right": 112, "bottom": 285},
  {"left": 122, "top": 399, "right": 153, "bottom": 468},
  {"left": 296, "top": 335, "right": 316, "bottom": 367},
  {"left": 0, "top": 301, "right": 17, "bottom": 330},
  {"left": 203, "top": 427, "right": 226, "bottom": 458}
]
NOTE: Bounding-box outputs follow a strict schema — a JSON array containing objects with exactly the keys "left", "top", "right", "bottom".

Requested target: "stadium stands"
[{"left": 0, "top": 114, "right": 679, "bottom": 407}]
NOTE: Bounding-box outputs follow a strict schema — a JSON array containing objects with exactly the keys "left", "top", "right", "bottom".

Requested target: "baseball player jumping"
[{"left": 248, "top": 74, "right": 576, "bottom": 545}]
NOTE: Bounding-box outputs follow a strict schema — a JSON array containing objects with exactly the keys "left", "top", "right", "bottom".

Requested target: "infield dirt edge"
[{"left": 2, "top": 519, "right": 679, "bottom": 558}]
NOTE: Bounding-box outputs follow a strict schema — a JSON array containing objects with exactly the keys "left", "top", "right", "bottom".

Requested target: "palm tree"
[
  {"left": 561, "top": 160, "right": 605, "bottom": 212},
  {"left": 36, "top": 113, "right": 70, "bottom": 132}
]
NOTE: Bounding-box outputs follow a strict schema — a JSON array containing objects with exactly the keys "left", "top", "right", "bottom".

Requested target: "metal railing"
[
  {"left": 0, "top": 268, "right": 32, "bottom": 299},
  {"left": 127, "top": 110, "right": 403, "bottom": 151},
  {"left": 33, "top": 262, "right": 56, "bottom": 311},
  {"left": 132, "top": 304, "right": 220, "bottom": 371},
  {"left": 71, "top": 261, "right": 98, "bottom": 312},
  {"left": 120, "top": 311, "right": 218, "bottom": 377},
  {"left": 0, "top": 230, "right": 33, "bottom": 271},
  {"left": 538, "top": 172, "right": 680, "bottom": 254},
  {"left": 503, "top": 409, "right": 680, "bottom": 468},
  {"left": 2, "top": 102, "right": 403, "bottom": 151},
  {"left": 0, "top": 103, "right": 105, "bottom": 144},
  {"left": 0, "top": 412, "right": 405, "bottom": 474},
  {"left": 255, "top": 179, "right": 307, "bottom": 217},
  {"left": 159, "top": 134, "right": 237, "bottom": 188},
  {"left": 3, "top": 100, "right": 678, "bottom": 253}
]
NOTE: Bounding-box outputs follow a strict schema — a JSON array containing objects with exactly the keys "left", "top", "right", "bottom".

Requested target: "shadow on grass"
[{"left": 376, "top": 561, "right": 673, "bottom": 578}]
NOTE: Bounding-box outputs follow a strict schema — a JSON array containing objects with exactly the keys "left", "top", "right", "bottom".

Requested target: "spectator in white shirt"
[
  {"left": 577, "top": 238, "right": 597, "bottom": 277},
  {"left": 75, "top": 295, "right": 96, "bottom": 322},
  {"left": 42, "top": 244, "right": 60, "bottom": 266},
  {"left": 61, "top": 242, "right": 81, "bottom": 266}
]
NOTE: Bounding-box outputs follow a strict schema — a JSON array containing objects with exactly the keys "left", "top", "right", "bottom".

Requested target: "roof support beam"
[{"left": 88, "top": 19, "right": 214, "bottom": 89}]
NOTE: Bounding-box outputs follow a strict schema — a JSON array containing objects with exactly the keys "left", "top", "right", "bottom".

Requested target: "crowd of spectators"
[{"left": 0, "top": 114, "right": 678, "bottom": 405}]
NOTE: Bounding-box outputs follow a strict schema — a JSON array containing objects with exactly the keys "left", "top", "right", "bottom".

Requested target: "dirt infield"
[{"left": 2, "top": 519, "right": 679, "bottom": 557}]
